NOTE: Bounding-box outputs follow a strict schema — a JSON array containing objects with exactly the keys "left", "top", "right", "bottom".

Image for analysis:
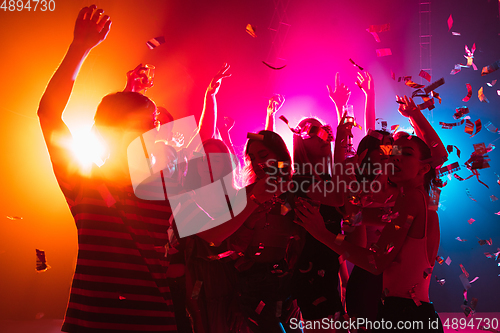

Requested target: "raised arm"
[
  {"left": 396, "top": 95, "right": 448, "bottom": 168},
  {"left": 37, "top": 5, "right": 111, "bottom": 178},
  {"left": 198, "top": 63, "right": 231, "bottom": 142},
  {"left": 265, "top": 94, "right": 285, "bottom": 131},
  {"left": 356, "top": 71, "right": 376, "bottom": 134},
  {"left": 327, "top": 72, "right": 351, "bottom": 125},
  {"left": 123, "top": 64, "right": 154, "bottom": 93}
]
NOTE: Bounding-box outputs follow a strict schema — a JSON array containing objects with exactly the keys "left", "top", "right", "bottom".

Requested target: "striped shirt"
[{"left": 57, "top": 168, "right": 177, "bottom": 332}]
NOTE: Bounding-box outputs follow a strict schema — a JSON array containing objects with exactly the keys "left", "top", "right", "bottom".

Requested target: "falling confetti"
[
  {"left": 460, "top": 264, "right": 469, "bottom": 278},
  {"left": 6, "top": 216, "right": 23, "bottom": 220},
  {"left": 436, "top": 276, "right": 446, "bottom": 286},
  {"left": 436, "top": 256, "right": 445, "bottom": 264},
  {"left": 146, "top": 36, "right": 166, "bottom": 50},
  {"left": 447, "top": 145, "right": 461, "bottom": 158},
  {"left": 36, "top": 249, "right": 50, "bottom": 272},
  {"left": 456, "top": 237, "right": 467, "bottom": 242},
  {"left": 477, "top": 237, "right": 492, "bottom": 246},
  {"left": 462, "top": 83, "right": 472, "bottom": 102},
  {"left": 445, "top": 256, "right": 452, "bottom": 265},
  {"left": 491, "top": 195, "right": 498, "bottom": 202},
  {"left": 478, "top": 87, "right": 489, "bottom": 103},
  {"left": 424, "top": 77, "right": 445, "bottom": 94},
  {"left": 246, "top": 24, "right": 257, "bottom": 38},
  {"left": 465, "top": 188, "right": 477, "bottom": 202},
  {"left": 447, "top": 14, "right": 453, "bottom": 31},
  {"left": 437, "top": 162, "right": 460, "bottom": 177},
  {"left": 481, "top": 60, "right": 500, "bottom": 76},
  {"left": 349, "top": 58, "right": 364, "bottom": 71},
  {"left": 452, "top": 32, "right": 461, "bottom": 36},
  {"left": 262, "top": 61, "right": 286, "bottom": 70},
  {"left": 419, "top": 70, "right": 431, "bottom": 82},
  {"left": 375, "top": 48, "right": 392, "bottom": 57},
  {"left": 487, "top": 80, "right": 497, "bottom": 87},
  {"left": 485, "top": 121, "right": 499, "bottom": 133},
  {"left": 468, "top": 218, "right": 475, "bottom": 225}
]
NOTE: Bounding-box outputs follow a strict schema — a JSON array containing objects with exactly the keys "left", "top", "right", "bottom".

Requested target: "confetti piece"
[
  {"left": 464, "top": 44, "right": 477, "bottom": 70},
  {"left": 424, "top": 78, "right": 445, "bottom": 94},
  {"left": 456, "top": 237, "right": 467, "bottom": 242},
  {"left": 491, "top": 195, "right": 498, "bottom": 202},
  {"left": 405, "top": 79, "right": 425, "bottom": 89},
  {"left": 255, "top": 301, "right": 265, "bottom": 314},
  {"left": 436, "top": 256, "right": 445, "bottom": 264},
  {"left": 368, "top": 23, "right": 391, "bottom": 32},
  {"left": 366, "top": 30, "right": 381, "bottom": 42},
  {"left": 478, "top": 87, "right": 489, "bottom": 103},
  {"left": 423, "top": 267, "right": 433, "bottom": 279},
  {"left": 452, "top": 32, "right": 461, "bottom": 36},
  {"left": 460, "top": 264, "right": 469, "bottom": 278},
  {"left": 376, "top": 48, "right": 392, "bottom": 57},
  {"left": 445, "top": 256, "right": 452, "bottom": 265},
  {"left": 262, "top": 61, "right": 286, "bottom": 70},
  {"left": 466, "top": 188, "right": 477, "bottom": 202},
  {"left": 485, "top": 121, "right": 499, "bottom": 133},
  {"left": 6, "top": 216, "right": 23, "bottom": 220},
  {"left": 437, "top": 162, "right": 460, "bottom": 177},
  {"left": 146, "top": 36, "right": 166, "bottom": 50},
  {"left": 317, "top": 269, "right": 325, "bottom": 277},
  {"left": 447, "top": 14, "right": 453, "bottom": 31},
  {"left": 35, "top": 312, "right": 45, "bottom": 320},
  {"left": 247, "top": 133, "right": 264, "bottom": 141},
  {"left": 453, "top": 107, "right": 469, "bottom": 120},
  {"left": 119, "top": 295, "right": 126, "bottom": 300},
  {"left": 436, "top": 276, "right": 446, "bottom": 286},
  {"left": 36, "top": 249, "right": 50, "bottom": 272},
  {"left": 409, "top": 285, "right": 422, "bottom": 306},
  {"left": 462, "top": 83, "right": 472, "bottom": 102},
  {"left": 451, "top": 64, "right": 462, "bottom": 75},
  {"left": 487, "top": 80, "right": 497, "bottom": 87},
  {"left": 246, "top": 24, "right": 257, "bottom": 38},
  {"left": 481, "top": 60, "right": 500, "bottom": 76},
  {"left": 191, "top": 280, "right": 203, "bottom": 299},
  {"left": 468, "top": 218, "right": 475, "bottom": 225},
  {"left": 349, "top": 58, "right": 363, "bottom": 71},
  {"left": 417, "top": 98, "right": 435, "bottom": 111},
  {"left": 446, "top": 145, "right": 461, "bottom": 158},
  {"left": 459, "top": 273, "right": 471, "bottom": 290},
  {"left": 312, "top": 296, "right": 327, "bottom": 306},
  {"left": 465, "top": 119, "right": 475, "bottom": 135},
  {"left": 391, "top": 70, "right": 396, "bottom": 80},
  {"left": 419, "top": 70, "right": 431, "bottom": 82},
  {"left": 477, "top": 237, "right": 492, "bottom": 246}
]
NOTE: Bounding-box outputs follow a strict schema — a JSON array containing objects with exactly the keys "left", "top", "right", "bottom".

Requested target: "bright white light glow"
[{"left": 71, "top": 129, "right": 107, "bottom": 167}]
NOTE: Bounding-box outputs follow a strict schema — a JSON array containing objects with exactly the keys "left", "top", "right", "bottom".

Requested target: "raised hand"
[
  {"left": 396, "top": 95, "right": 419, "bottom": 118},
  {"left": 207, "top": 62, "right": 231, "bottom": 95},
  {"left": 356, "top": 71, "right": 374, "bottom": 96},
  {"left": 327, "top": 72, "right": 351, "bottom": 108},
  {"left": 124, "top": 64, "right": 154, "bottom": 93},
  {"left": 223, "top": 116, "right": 235, "bottom": 132},
  {"left": 73, "top": 5, "right": 111, "bottom": 51},
  {"left": 294, "top": 199, "right": 327, "bottom": 240},
  {"left": 267, "top": 94, "right": 285, "bottom": 115}
]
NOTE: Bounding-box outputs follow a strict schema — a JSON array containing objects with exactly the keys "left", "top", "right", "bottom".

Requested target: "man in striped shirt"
[{"left": 37, "top": 5, "right": 177, "bottom": 332}]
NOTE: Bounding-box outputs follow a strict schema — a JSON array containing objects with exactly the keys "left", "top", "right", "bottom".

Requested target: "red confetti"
[
  {"left": 447, "top": 14, "right": 453, "bottom": 31},
  {"left": 246, "top": 24, "right": 257, "bottom": 38},
  {"left": 376, "top": 48, "right": 392, "bottom": 57},
  {"left": 460, "top": 264, "right": 469, "bottom": 278},
  {"left": 419, "top": 70, "right": 431, "bottom": 82},
  {"left": 462, "top": 83, "right": 472, "bottom": 102}
]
